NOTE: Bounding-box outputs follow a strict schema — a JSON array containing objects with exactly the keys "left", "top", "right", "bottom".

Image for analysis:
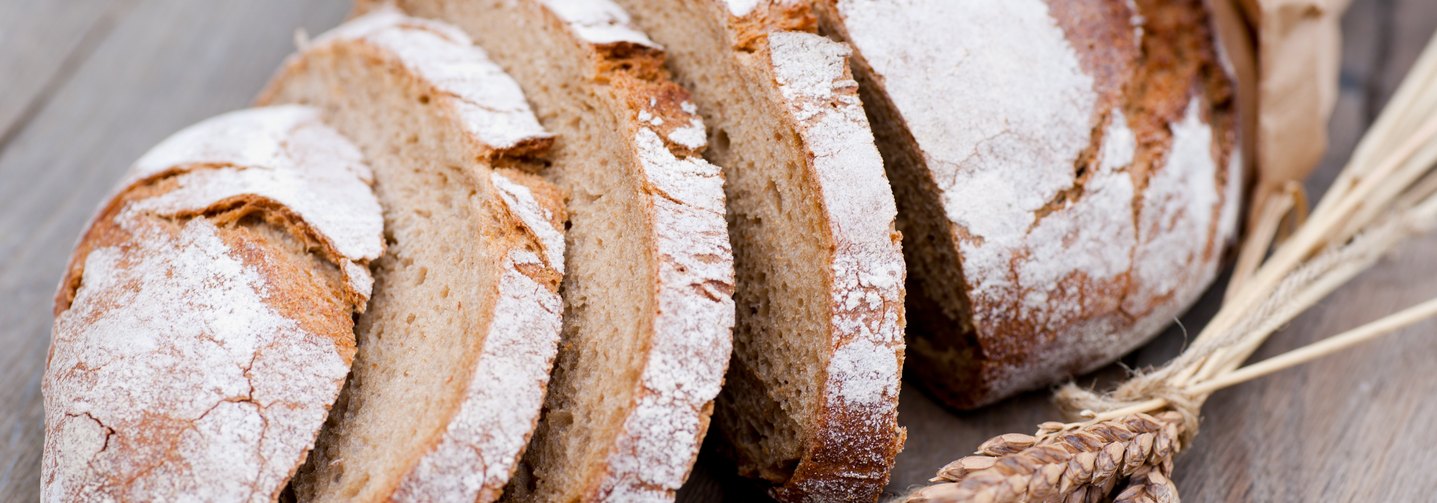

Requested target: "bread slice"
[
  {"left": 43, "top": 106, "right": 383, "bottom": 502},
  {"left": 813, "top": 0, "right": 1240, "bottom": 409},
  {"left": 366, "top": 1, "right": 738, "bottom": 500},
  {"left": 607, "top": 1, "right": 907, "bottom": 500},
  {"left": 257, "top": 10, "right": 568, "bottom": 502}
]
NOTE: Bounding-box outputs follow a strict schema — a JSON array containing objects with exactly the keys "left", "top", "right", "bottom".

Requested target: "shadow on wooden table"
[{"left": 675, "top": 275, "right": 1226, "bottom": 502}]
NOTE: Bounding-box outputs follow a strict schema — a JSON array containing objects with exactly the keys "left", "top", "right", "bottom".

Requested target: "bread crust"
[
  {"left": 391, "top": 168, "right": 567, "bottom": 503},
  {"left": 371, "top": 1, "right": 739, "bottom": 500},
  {"left": 614, "top": 1, "right": 908, "bottom": 500},
  {"left": 747, "top": 16, "right": 907, "bottom": 503},
  {"left": 535, "top": 2, "right": 739, "bottom": 500},
  {"left": 818, "top": 0, "right": 1240, "bottom": 408},
  {"left": 259, "top": 9, "right": 569, "bottom": 502},
  {"left": 42, "top": 106, "right": 383, "bottom": 502}
]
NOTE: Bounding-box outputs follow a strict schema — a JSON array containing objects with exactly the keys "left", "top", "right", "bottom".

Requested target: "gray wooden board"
[
  {"left": 1, "top": 0, "right": 1435, "bottom": 501},
  {"left": 0, "top": 1, "right": 125, "bottom": 148}
]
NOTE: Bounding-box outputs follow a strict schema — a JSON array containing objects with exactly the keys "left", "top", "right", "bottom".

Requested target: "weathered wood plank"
[
  {"left": 1171, "top": 2, "right": 1437, "bottom": 499},
  {"left": 0, "top": 1, "right": 348, "bottom": 499},
  {"left": 0, "top": 1, "right": 130, "bottom": 152}
]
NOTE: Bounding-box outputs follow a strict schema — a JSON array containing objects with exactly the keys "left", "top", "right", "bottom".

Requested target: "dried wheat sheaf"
[
  {"left": 904, "top": 30, "right": 1437, "bottom": 503},
  {"left": 910, "top": 412, "right": 1182, "bottom": 503}
]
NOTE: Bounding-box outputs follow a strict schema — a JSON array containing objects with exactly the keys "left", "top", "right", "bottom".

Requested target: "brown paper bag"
[{"left": 1212, "top": 0, "right": 1350, "bottom": 224}]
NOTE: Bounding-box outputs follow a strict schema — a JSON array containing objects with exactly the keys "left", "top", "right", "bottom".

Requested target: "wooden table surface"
[{"left": 2, "top": 1, "right": 1435, "bottom": 501}]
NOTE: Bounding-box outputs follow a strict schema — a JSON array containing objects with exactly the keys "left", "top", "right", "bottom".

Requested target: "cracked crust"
[
  {"left": 42, "top": 106, "right": 383, "bottom": 502},
  {"left": 260, "top": 9, "right": 569, "bottom": 502},
  {"left": 366, "top": 1, "right": 738, "bottom": 500},
  {"left": 817, "top": 0, "right": 1240, "bottom": 409}
]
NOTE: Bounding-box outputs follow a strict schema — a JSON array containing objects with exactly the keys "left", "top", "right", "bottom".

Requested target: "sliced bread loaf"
[
  {"left": 258, "top": 9, "right": 567, "bottom": 502},
  {"left": 814, "top": 0, "right": 1241, "bottom": 408},
  {"left": 43, "top": 105, "right": 383, "bottom": 502},
  {"left": 601, "top": 1, "right": 908, "bottom": 501},
  {"left": 366, "top": 1, "right": 738, "bottom": 500}
]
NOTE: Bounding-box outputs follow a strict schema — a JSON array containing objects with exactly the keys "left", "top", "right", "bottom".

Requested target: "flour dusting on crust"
[
  {"left": 834, "top": 0, "right": 1237, "bottom": 400},
  {"left": 394, "top": 169, "right": 567, "bottom": 501},
  {"left": 44, "top": 218, "right": 349, "bottom": 503},
  {"left": 128, "top": 106, "right": 382, "bottom": 263},
  {"left": 492, "top": 172, "right": 567, "bottom": 274},
  {"left": 597, "top": 127, "right": 734, "bottom": 500},
  {"left": 396, "top": 249, "right": 563, "bottom": 502},
  {"left": 125, "top": 106, "right": 381, "bottom": 301},
  {"left": 43, "top": 106, "right": 382, "bottom": 502},
  {"left": 767, "top": 30, "right": 905, "bottom": 500},
  {"left": 1124, "top": 98, "right": 1222, "bottom": 315},
  {"left": 539, "top": 0, "right": 659, "bottom": 48},
  {"left": 844, "top": 0, "right": 1101, "bottom": 314},
  {"left": 309, "top": 7, "right": 553, "bottom": 152},
  {"left": 130, "top": 105, "right": 372, "bottom": 187}
]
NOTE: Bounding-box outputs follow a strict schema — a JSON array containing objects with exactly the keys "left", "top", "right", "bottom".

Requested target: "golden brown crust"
[
  {"left": 258, "top": 11, "right": 571, "bottom": 501},
  {"left": 726, "top": 2, "right": 815, "bottom": 51},
  {"left": 750, "top": 27, "right": 905, "bottom": 503},
  {"left": 819, "top": 0, "right": 1239, "bottom": 409},
  {"left": 257, "top": 17, "right": 555, "bottom": 166},
  {"left": 604, "top": 0, "right": 905, "bottom": 499},
  {"left": 43, "top": 107, "right": 381, "bottom": 502},
  {"left": 554, "top": 9, "right": 736, "bottom": 502}
]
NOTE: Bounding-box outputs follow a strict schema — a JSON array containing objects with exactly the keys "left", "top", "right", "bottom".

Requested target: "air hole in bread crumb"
[
  {"left": 416, "top": 266, "right": 428, "bottom": 286},
  {"left": 417, "top": 94, "right": 431, "bottom": 105},
  {"left": 405, "top": 313, "right": 416, "bottom": 325},
  {"left": 714, "top": 128, "right": 731, "bottom": 152},
  {"left": 440, "top": 285, "right": 450, "bottom": 299},
  {"left": 765, "top": 179, "right": 784, "bottom": 212}
]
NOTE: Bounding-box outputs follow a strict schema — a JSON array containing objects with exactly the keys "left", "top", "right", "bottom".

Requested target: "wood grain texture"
[
  {"left": 0, "top": 1, "right": 126, "bottom": 151},
  {"left": 1, "top": 1, "right": 1435, "bottom": 502},
  {"left": 0, "top": 1, "right": 348, "bottom": 499}
]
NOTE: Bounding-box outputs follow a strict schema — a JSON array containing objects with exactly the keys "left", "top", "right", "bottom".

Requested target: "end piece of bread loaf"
[
  {"left": 370, "top": 1, "right": 738, "bottom": 500},
  {"left": 610, "top": 1, "right": 908, "bottom": 501},
  {"left": 816, "top": 0, "right": 1241, "bottom": 408},
  {"left": 42, "top": 105, "right": 384, "bottom": 502},
  {"left": 258, "top": 9, "right": 567, "bottom": 502}
]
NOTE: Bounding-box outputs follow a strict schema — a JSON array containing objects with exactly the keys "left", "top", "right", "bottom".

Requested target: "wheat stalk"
[
  {"left": 904, "top": 31, "right": 1437, "bottom": 503},
  {"left": 910, "top": 412, "right": 1183, "bottom": 503}
]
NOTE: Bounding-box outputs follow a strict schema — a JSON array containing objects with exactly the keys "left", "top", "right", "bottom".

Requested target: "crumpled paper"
[{"left": 1212, "top": 0, "right": 1351, "bottom": 224}]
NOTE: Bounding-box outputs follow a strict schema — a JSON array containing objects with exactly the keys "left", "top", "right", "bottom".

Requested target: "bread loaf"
[
  {"left": 815, "top": 0, "right": 1241, "bottom": 409},
  {"left": 370, "top": 1, "right": 739, "bottom": 500},
  {"left": 259, "top": 9, "right": 567, "bottom": 502},
  {"left": 42, "top": 106, "right": 384, "bottom": 502},
  {"left": 609, "top": 1, "right": 908, "bottom": 501}
]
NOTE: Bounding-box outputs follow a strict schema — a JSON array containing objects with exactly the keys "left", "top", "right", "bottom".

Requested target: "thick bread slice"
[
  {"left": 367, "top": 1, "right": 738, "bottom": 500},
  {"left": 815, "top": 0, "right": 1240, "bottom": 409},
  {"left": 258, "top": 10, "right": 567, "bottom": 502},
  {"left": 43, "top": 106, "right": 383, "bottom": 502},
  {"left": 610, "top": 1, "right": 907, "bottom": 501}
]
